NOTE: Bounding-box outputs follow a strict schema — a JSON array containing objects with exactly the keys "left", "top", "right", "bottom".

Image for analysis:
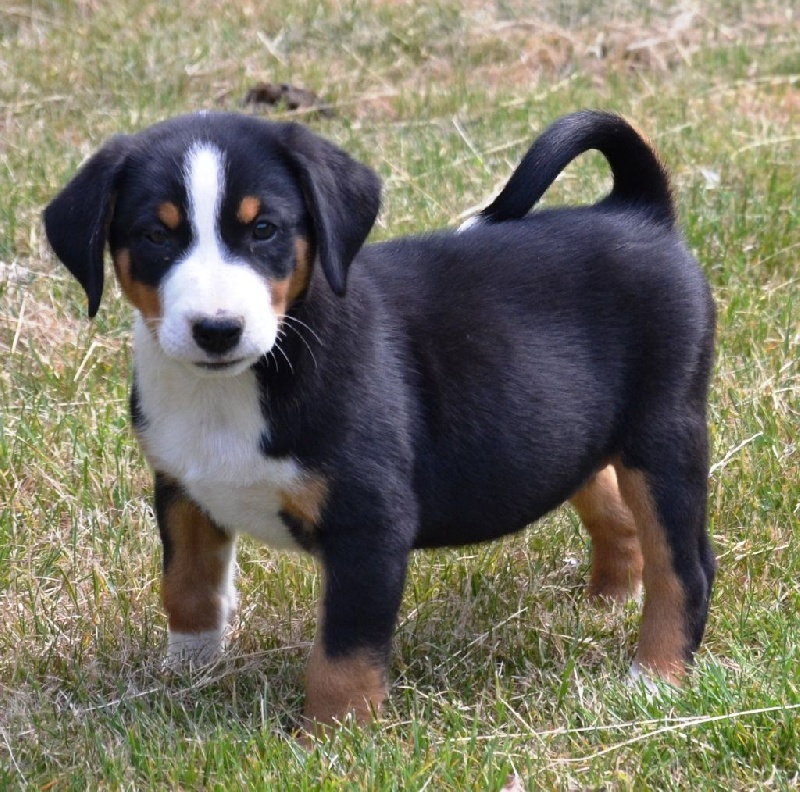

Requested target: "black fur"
[
  {"left": 45, "top": 110, "right": 716, "bottom": 717},
  {"left": 44, "top": 135, "right": 130, "bottom": 316},
  {"left": 478, "top": 110, "right": 675, "bottom": 225},
  {"left": 44, "top": 114, "right": 381, "bottom": 310}
]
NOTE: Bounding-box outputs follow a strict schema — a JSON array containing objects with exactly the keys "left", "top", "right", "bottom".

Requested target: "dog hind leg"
[
  {"left": 614, "top": 440, "right": 714, "bottom": 683},
  {"left": 570, "top": 464, "right": 643, "bottom": 600}
]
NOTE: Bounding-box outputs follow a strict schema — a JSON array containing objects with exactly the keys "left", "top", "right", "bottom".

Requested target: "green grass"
[{"left": 1, "top": 0, "right": 798, "bottom": 788}]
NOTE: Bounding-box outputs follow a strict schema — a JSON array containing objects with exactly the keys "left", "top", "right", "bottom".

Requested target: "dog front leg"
[
  {"left": 303, "top": 530, "right": 410, "bottom": 730},
  {"left": 154, "top": 474, "right": 237, "bottom": 665}
]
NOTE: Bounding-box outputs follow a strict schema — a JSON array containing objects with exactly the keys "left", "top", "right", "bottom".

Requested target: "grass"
[{"left": 1, "top": 0, "right": 798, "bottom": 788}]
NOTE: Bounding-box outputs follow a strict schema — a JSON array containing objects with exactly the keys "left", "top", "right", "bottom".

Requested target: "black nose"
[{"left": 191, "top": 317, "right": 244, "bottom": 355}]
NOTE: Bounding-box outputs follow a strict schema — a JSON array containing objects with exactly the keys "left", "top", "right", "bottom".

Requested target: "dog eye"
[
  {"left": 252, "top": 219, "right": 277, "bottom": 241},
  {"left": 143, "top": 228, "right": 170, "bottom": 246}
]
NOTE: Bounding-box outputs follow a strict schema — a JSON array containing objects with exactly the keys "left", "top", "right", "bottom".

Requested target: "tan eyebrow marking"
[
  {"left": 157, "top": 202, "right": 182, "bottom": 230},
  {"left": 236, "top": 196, "right": 261, "bottom": 225}
]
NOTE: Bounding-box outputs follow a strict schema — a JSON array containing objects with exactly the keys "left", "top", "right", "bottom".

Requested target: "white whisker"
[
  {"left": 280, "top": 319, "right": 319, "bottom": 370},
  {"left": 282, "top": 314, "right": 323, "bottom": 347},
  {"left": 273, "top": 341, "right": 294, "bottom": 374}
]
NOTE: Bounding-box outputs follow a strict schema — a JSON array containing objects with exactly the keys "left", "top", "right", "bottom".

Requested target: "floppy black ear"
[
  {"left": 43, "top": 135, "right": 131, "bottom": 317},
  {"left": 280, "top": 123, "right": 381, "bottom": 296}
]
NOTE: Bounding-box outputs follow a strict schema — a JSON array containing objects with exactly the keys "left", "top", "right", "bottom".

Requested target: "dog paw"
[
  {"left": 165, "top": 628, "right": 226, "bottom": 669},
  {"left": 586, "top": 578, "right": 643, "bottom": 603},
  {"left": 627, "top": 661, "right": 680, "bottom": 698},
  {"left": 628, "top": 661, "right": 657, "bottom": 691}
]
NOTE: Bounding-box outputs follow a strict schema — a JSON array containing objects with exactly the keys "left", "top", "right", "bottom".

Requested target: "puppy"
[{"left": 44, "top": 110, "right": 716, "bottom": 728}]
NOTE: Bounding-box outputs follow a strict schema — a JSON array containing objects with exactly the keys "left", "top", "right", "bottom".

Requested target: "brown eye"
[
  {"left": 144, "top": 228, "right": 170, "bottom": 246},
  {"left": 253, "top": 219, "right": 277, "bottom": 241}
]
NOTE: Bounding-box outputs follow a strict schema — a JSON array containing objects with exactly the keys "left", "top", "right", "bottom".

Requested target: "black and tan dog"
[{"left": 44, "top": 110, "right": 716, "bottom": 728}]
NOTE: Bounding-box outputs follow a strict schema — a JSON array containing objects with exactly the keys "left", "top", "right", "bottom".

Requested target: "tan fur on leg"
[
  {"left": 571, "top": 464, "right": 643, "bottom": 600},
  {"left": 615, "top": 464, "right": 687, "bottom": 683}
]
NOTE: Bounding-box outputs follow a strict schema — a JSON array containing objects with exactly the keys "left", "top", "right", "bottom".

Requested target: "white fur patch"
[
  {"left": 134, "top": 317, "right": 303, "bottom": 550},
  {"left": 167, "top": 630, "right": 227, "bottom": 666},
  {"left": 456, "top": 214, "right": 485, "bottom": 234},
  {"left": 628, "top": 661, "right": 662, "bottom": 695},
  {"left": 187, "top": 144, "right": 224, "bottom": 253},
  {"left": 155, "top": 143, "right": 279, "bottom": 372}
]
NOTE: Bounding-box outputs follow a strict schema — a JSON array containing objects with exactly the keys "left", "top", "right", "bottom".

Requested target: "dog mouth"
[
  {"left": 196, "top": 359, "right": 244, "bottom": 371},
  {"left": 171, "top": 354, "right": 258, "bottom": 379},
  {"left": 187, "top": 349, "right": 266, "bottom": 377}
]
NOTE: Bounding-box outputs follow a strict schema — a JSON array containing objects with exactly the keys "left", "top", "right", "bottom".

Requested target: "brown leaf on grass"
[{"left": 242, "top": 82, "right": 334, "bottom": 117}]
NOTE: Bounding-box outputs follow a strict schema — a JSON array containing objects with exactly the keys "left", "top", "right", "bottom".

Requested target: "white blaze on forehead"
[
  {"left": 152, "top": 141, "right": 280, "bottom": 369},
  {"left": 184, "top": 143, "right": 226, "bottom": 253}
]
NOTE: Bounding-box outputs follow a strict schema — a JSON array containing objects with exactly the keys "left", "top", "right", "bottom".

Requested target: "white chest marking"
[{"left": 134, "top": 317, "right": 301, "bottom": 549}]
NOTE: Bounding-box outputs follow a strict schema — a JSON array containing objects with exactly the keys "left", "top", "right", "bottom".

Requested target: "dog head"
[{"left": 44, "top": 113, "right": 381, "bottom": 375}]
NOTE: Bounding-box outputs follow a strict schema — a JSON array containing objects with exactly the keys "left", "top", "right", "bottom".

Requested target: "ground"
[{"left": 0, "top": 1, "right": 798, "bottom": 788}]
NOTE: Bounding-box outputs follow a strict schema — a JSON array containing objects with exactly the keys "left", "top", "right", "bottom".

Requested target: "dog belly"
[
  {"left": 184, "top": 479, "right": 300, "bottom": 549},
  {"left": 413, "top": 492, "right": 564, "bottom": 549},
  {"left": 411, "top": 432, "right": 605, "bottom": 549}
]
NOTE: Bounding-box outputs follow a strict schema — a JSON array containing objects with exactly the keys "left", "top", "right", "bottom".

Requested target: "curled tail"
[{"left": 471, "top": 110, "right": 675, "bottom": 227}]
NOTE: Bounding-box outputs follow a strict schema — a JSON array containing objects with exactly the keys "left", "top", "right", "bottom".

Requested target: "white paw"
[
  {"left": 166, "top": 628, "right": 227, "bottom": 668},
  {"left": 628, "top": 661, "right": 678, "bottom": 699},
  {"left": 628, "top": 661, "right": 659, "bottom": 692}
]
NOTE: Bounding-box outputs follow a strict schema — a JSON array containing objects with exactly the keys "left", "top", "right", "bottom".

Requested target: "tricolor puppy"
[{"left": 44, "top": 110, "right": 716, "bottom": 729}]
